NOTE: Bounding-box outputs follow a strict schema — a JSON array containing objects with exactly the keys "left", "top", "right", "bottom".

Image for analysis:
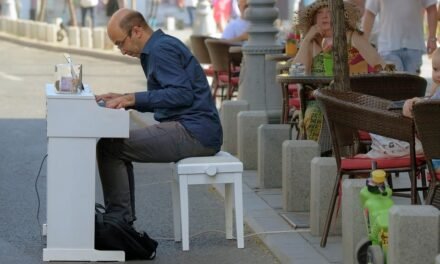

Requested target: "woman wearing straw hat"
[
  {"left": 293, "top": 0, "right": 384, "bottom": 75},
  {"left": 291, "top": 0, "right": 385, "bottom": 149}
]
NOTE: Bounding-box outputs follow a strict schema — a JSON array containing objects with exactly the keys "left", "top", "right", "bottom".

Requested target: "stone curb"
[{"left": 0, "top": 32, "right": 138, "bottom": 64}]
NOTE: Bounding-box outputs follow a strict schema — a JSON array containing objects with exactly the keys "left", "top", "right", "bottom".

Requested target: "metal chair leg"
[{"left": 320, "top": 172, "right": 342, "bottom": 247}]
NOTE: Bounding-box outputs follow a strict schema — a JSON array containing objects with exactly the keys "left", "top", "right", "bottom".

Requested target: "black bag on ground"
[{"left": 95, "top": 204, "right": 158, "bottom": 260}]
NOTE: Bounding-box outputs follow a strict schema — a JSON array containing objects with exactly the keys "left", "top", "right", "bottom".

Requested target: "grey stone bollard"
[
  {"left": 266, "top": 109, "right": 282, "bottom": 124},
  {"left": 31, "top": 21, "right": 39, "bottom": 40},
  {"left": 220, "top": 100, "right": 249, "bottom": 155},
  {"left": 282, "top": 140, "right": 319, "bottom": 212},
  {"left": 388, "top": 205, "right": 440, "bottom": 264},
  {"left": 257, "top": 124, "right": 291, "bottom": 188},
  {"left": 0, "top": 18, "right": 4, "bottom": 32},
  {"left": 67, "top": 27, "right": 80, "bottom": 47},
  {"left": 93, "top": 27, "right": 105, "bottom": 49},
  {"left": 37, "top": 22, "right": 47, "bottom": 41},
  {"left": 24, "top": 21, "right": 32, "bottom": 38},
  {"left": 80, "top": 27, "right": 93, "bottom": 49},
  {"left": 310, "top": 157, "right": 342, "bottom": 236},
  {"left": 46, "top": 24, "right": 57, "bottom": 43},
  {"left": 341, "top": 178, "right": 366, "bottom": 264},
  {"left": 436, "top": 255, "right": 440, "bottom": 264},
  {"left": 237, "top": 110, "right": 268, "bottom": 170},
  {"left": 17, "top": 20, "right": 25, "bottom": 37},
  {"left": 9, "top": 19, "right": 18, "bottom": 36},
  {"left": 104, "top": 30, "right": 115, "bottom": 50}
]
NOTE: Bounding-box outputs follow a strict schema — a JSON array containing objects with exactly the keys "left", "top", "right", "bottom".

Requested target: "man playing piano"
[{"left": 95, "top": 8, "right": 223, "bottom": 224}]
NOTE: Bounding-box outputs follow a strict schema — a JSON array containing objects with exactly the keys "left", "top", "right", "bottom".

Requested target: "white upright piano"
[{"left": 44, "top": 84, "right": 129, "bottom": 261}]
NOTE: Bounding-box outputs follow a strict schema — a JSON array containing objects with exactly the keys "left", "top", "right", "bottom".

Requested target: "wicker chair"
[
  {"left": 190, "top": 35, "right": 217, "bottom": 88},
  {"left": 315, "top": 88, "right": 427, "bottom": 247},
  {"left": 349, "top": 72, "right": 427, "bottom": 155},
  {"left": 350, "top": 73, "right": 427, "bottom": 100},
  {"left": 190, "top": 35, "right": 214, "bottom": 65},
  {"left": 413, "top": 100, "right": 440, "bottom": 210},
  {"left": 205, "top": 39, "right": 242, "bottom": 101}
]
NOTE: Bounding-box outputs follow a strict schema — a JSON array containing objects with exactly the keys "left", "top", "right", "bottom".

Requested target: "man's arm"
[
  {"left": 426, "top": 4, "right": 438, "bottom": 54},
  {"left": 227, "top": 32, "right": 248, "bottom": 42}
]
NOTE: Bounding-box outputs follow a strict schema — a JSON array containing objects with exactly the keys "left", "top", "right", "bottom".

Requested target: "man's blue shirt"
[{"left": 134, "top": 29, "right": 222, "bottom": 150}]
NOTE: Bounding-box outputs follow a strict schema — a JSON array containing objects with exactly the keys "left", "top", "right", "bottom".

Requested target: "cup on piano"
[{"left": 54, "top": 64, "right": 82, "bottom": 93}]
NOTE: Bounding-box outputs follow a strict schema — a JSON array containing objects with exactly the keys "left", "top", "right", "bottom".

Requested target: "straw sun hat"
[{"left": 295, "top": 0, "right": 361, "bottom": 34}]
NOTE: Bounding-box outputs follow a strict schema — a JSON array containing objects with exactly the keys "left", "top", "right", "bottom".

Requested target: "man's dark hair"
[{"left": 119, "top": 11, "right": 148, "bottom": 35}]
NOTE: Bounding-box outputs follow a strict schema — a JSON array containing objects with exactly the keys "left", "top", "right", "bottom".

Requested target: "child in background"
[{"left": 403, "top": 47, "right": 440, "bottom": 173}]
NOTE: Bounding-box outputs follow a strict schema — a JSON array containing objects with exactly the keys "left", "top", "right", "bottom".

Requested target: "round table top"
[
  {"left": 265, "top": 53, "right": 292, "bottom": 62},
  {"left": 276, "top": 73, "right": 334, "bottom": 85}
]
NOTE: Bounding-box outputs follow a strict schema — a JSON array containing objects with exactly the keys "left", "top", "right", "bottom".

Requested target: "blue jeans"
[
  {"left": 379, "top": 48, "right": 423, "bottom": 74},
  {"left": 433, "top": 159, "right": 440, "bottom": 171},
  {"left": 81, "top": 6, "right": 96, "bottom": 27},
  {"left": 187, "top": 6, "right": 196, "bottom": 26}
]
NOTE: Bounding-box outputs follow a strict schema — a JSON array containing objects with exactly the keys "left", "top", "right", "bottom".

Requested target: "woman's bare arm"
[{"left": 351, "top": 31, "right": 385, "bottom": 68}]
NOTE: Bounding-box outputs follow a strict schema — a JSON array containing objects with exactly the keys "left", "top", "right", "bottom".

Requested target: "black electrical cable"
[{"left": 35, "top": 154, "right": 48, "bottom": 240}]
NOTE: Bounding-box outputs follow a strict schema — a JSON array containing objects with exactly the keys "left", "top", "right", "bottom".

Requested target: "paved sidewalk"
[{"left": 0, "top": 22, "right": 435, "bottom": 263}]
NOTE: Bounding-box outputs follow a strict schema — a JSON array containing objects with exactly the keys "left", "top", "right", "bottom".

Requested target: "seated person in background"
[
  {"left": 221, "top": 0, "right": 250, "bottom": 42},
  {"left": 291, "top": 0, "right": 386, "bottom": 149},
  {"left": 402, "top": 47, "right": 440, "bottom": 173},
  {"left": 293, "top": 0, "right": 385, "bottom": 75}
]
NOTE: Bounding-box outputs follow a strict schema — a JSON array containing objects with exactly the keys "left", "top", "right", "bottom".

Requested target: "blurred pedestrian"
[
  {"left": 213, "top": 0, "right": 231, "bottom": 32},
  {"left": 230, "top": 0, "right": 240, "bottom": 19},
  {"left": 221, "top": 0, "right": 249, "bottom": 42},
  {"left": 363, "top": 0, "right": 438, "bottom": 74},
  {"left": 0, "top": 0, "right": 18, "bottom": 20},
  {"left": 147, "top": 0, "right": 161, "bottom": 28},
  {"left": 184, "top": 0, "right": 197, "bottom": 27},
  {"left": 104, "top": 0, "right": 120, "bottom": 18},
  {"left": 80, "top": 0, "right": 99, "bottom": 27}
]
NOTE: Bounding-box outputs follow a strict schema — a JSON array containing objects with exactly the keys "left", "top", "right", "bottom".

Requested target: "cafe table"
[
  {"left": 265, "top": 53, "right": 292, "bottom": 62},
  {"left": 276, "top": 73, "right": 333, "bottom": 125}
]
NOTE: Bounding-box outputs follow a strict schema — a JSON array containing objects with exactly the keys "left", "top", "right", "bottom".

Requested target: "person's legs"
[
  {"left": 97, "top": 121, "right": 217, "bottom": 223},
  {"left": 187, "top": 6, "right": 196, "bottom": 26},
  {"left": 379, "top": 50, "right": 404, "bottom": 72},
  {"left": 432, "top": 159, "right": 440, "bottom": 174},
  {"left": 90, "top": 6, "right": 96, "bottom": 27},
  {"left": 401, "top": 48, "right": 423, "bottom": 74},
  {"left": 81, "top": 7, "right": 87, "bottom": 27}
]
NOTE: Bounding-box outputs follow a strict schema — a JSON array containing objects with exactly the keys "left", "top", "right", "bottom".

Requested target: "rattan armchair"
[
  {"left": 190, "top": 35, "right": 217, "bottom": 88},
  {"left": 190, "top": 35, "right": 215, "bottom": 65},
  {"left": 413, "top": 99, "right": 440, "bottom": 209},
  {"left": 315, "top": 88, "right": 427, "bottom": 247},
  {"left": 350, "top": 73, "right": 427, "bottom": 100},
  {"left": 349, "top": 72, "right": 427, "bottom": 150},
  {"left": 205, "top": 39, "right": 242, "bottom": 101}
]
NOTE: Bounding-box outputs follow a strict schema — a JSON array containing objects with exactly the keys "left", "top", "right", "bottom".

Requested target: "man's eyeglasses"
[{"left": 114, "top": 29, "right": 132, "bottom": 49}]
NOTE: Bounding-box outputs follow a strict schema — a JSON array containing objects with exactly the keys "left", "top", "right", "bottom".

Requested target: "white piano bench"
[{"left": 171, "top": 151, "right": 244, "bottom": 251}]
